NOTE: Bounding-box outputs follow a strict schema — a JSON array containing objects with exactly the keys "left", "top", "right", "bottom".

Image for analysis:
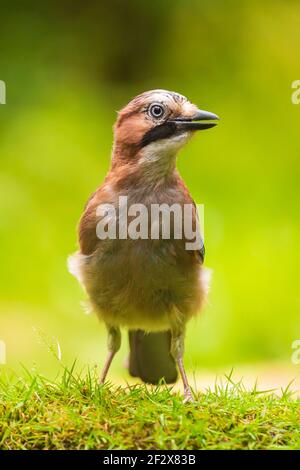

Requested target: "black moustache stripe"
[{"left": 141, "top": 121, "right": 177, "bottom": 148}]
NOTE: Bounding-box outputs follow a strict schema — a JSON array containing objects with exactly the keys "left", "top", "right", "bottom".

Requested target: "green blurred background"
[{"left": 0, "top": 0, "right": 300, "bottom": 379}]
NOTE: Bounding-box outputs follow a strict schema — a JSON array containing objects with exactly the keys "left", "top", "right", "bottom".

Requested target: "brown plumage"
[{"left": 69, "top": 89, "right": 219, "bottom": 401}]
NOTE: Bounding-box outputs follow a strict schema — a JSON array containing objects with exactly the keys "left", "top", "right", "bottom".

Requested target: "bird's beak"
[{"left": 169, "top": 109, "right": 219, "bottom": 131}]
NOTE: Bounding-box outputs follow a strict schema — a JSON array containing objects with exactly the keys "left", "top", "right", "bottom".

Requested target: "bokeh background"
[{"left": 0, "top": 0, "right": 300, "bottom": 382}]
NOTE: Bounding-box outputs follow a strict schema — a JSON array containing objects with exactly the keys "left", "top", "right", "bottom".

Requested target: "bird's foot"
[{"left": 183, "top": 389, "right": 195, "bottom": 404}]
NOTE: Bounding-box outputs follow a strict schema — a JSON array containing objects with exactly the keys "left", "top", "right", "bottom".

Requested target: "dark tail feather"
[{"left": 128, "top": 330, "right": 178, "bottom": 384}]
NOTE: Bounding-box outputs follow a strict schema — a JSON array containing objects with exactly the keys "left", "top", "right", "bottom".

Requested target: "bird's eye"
[{"left": 148, "top": 103, "right": 165, "bottom": 119}]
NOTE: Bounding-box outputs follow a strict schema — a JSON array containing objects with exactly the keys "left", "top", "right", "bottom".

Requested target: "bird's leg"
[
  {"left": 170, "top": 320, "right": 194, "bottom": 403},
  {"left": 100, "top": 325, "right": 121, "bottom": 384}
]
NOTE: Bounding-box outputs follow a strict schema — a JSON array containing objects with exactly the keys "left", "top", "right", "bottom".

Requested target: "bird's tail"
[{"left": 128, "top": 330, "right": 178, "bottom": 384}]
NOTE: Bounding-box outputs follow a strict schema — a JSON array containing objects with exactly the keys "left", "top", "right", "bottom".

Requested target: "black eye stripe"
[{"left": 141, "top": 122, "right": 177, "bottom": 147}]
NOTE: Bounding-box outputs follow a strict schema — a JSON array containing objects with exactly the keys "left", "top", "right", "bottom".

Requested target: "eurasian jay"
[{"left": 69, "top": 90, "right": 219, "bottom": 401}]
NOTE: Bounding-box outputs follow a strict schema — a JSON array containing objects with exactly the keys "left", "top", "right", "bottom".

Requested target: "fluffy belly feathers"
[{"left": 68, "top": 238, "right": 209, "bottom": 331}]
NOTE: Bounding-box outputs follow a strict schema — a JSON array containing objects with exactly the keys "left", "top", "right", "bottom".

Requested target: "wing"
[
  {"left": 78, "top": 185, "right": 109, "bottom": 255},
  {"left": 193, "top": 198, "right": 205, "bottom": 264}
]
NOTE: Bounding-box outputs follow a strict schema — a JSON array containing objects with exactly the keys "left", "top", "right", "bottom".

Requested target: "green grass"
[{"left": 0, "top": 366, "right": 300, "bottom": 450}]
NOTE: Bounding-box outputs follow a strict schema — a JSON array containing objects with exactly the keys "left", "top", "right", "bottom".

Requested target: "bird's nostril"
[{"left": 172, "top": 117, "right": 193, "bottom": 122}]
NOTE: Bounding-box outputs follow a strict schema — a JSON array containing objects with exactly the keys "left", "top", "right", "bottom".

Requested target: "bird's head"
[{"left": 112, "top": 89, "right": 219, "bottom": 175}]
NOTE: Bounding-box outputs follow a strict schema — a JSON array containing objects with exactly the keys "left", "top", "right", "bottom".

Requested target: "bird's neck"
[
  {"left": 111, "top": 141, "right": 179, "bottom": 189},
  {"left": 137, "top": 147, "right": 178, "bottom": 183}
]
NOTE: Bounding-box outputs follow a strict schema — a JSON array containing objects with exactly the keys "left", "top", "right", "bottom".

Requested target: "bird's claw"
[{"left": 183, "top": 390, "right": 195, "bottom": 404}]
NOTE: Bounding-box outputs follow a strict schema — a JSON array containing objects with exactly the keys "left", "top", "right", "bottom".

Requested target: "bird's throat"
[{"left": 137, "top": 149, "right": 177, "bottom": 184}]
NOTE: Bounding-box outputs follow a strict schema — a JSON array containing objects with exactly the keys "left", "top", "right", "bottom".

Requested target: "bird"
[{"left": 68, "top": 89, "right": 219, "bottom": 402}]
